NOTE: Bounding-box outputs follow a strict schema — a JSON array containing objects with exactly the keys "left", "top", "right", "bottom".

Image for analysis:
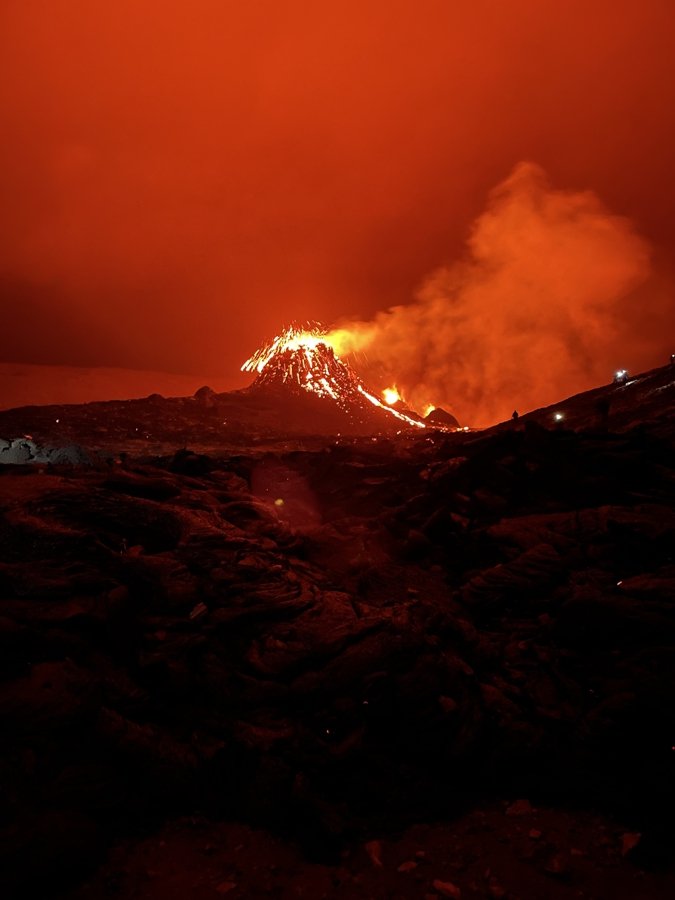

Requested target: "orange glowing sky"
[{"left": 1, "top": 1, "right": 674, "bottom": 417}]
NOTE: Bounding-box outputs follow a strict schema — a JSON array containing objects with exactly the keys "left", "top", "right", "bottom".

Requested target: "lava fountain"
[{"left": 242, "top": 325, "right": 426, "bottom": 428}]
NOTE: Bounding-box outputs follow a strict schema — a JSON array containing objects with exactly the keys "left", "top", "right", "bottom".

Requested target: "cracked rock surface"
[{"left": 1, "top": 370, "right": 675, "bottom": 896}]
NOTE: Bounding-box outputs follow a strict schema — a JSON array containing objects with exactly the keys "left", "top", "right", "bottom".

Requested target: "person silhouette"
[
  {"left": 512, "top": 410, "right": 519, "bottom": 420},
  {"left": 595, "top": 396, "right": 611, "bottom": 431}
]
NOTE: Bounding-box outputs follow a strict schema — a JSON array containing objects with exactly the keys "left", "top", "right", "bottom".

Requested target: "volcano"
[{"left": 241, "top": 325, "right": 425, "bottom": 431}]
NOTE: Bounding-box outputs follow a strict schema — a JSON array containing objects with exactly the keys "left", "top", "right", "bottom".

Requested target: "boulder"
[{"left": 425, "top": 407, "right": 460, "bottom": 428}]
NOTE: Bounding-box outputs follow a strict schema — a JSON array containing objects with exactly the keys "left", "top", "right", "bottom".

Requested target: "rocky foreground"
[{"left": 1, "top": 369, "right": 675, "bottom": 897}]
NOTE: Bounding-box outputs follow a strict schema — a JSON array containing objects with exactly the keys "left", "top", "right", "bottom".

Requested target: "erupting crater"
[{"left": 242, "top": 325, "right": 426, "bottom": 429}]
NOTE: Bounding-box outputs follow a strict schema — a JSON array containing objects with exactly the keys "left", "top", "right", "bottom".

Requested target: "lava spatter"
[{"left": 242, "top": 325, "right": 425, "bottom": 428}]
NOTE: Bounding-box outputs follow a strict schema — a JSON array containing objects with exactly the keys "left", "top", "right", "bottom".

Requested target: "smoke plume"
[{"left": 331, "top": 162, "right": 656, "bottom": 426}]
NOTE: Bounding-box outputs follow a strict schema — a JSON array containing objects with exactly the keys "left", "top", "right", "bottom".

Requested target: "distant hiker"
[
  {"left": 595, "top": 396, "right": 611, "bottom": 431},
  {"left": 512, "top": 410, "right": 519, "bottom": 420},
  {"left": 671, "top": 353, "right": 675, "bottom": 365}
]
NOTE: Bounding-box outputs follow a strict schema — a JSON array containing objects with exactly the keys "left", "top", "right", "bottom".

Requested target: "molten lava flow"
[
  {"left": 358, "top": 386, "right": 425, "bottom": 426},
  {"left": 242, "top": 325, "right": 425, "bottom": 428},
  {"left": 382, "top": 386, "right": 401, "bottom": 405},
  {"left": 423, "top": 404, "right": 436, "bottom": 418},
  {"left": 242, "top": 326, "right": 331, "bottom": 375}
]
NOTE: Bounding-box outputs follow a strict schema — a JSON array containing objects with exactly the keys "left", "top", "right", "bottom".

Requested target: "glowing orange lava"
[
  {"left": 241, "top": 325, "right": 426, "bottom": 428},
  {"left": 241, "top": 326, "right": 333, "bottom": 374},
  {"left": 382, "top": 386, "right": 401, "bottom": 405}
]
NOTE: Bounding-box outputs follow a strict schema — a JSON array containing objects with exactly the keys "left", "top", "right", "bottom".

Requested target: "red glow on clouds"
[{"left": 1, "top": 1, "right": 674, "bottom": 417}]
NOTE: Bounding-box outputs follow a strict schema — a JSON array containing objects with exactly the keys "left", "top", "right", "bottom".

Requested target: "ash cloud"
[{"left": 333, "top": 163, "right": 658, "bottom": 426}]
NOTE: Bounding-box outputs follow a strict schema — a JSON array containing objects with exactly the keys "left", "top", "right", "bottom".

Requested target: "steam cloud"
[{"left": 332, "top": 162, "right": 655, "bottom": 426}]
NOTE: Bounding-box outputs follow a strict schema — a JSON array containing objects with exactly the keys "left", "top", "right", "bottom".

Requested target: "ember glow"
[{"left": 242, "top": 325, "right": 425, "bottom": 428}]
